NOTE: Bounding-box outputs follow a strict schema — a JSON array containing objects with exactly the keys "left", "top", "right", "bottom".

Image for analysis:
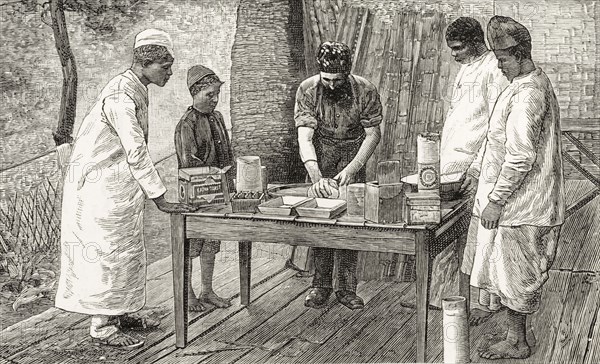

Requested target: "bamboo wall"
[{"left": 302, "top": 0, "right": 456, "bottom": 181}]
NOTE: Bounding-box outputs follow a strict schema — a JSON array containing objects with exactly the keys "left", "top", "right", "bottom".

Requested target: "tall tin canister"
[
  {"left": 442, "top": 296, "right": 470, "bottom": 363},
  {"left": 417, "top": 133, "right": 441, "bottom": 191}
]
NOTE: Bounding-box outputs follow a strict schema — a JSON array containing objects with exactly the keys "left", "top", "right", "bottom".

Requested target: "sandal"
[
  {"left": 92, "top": 331, "right": 144, "bottom": 350},
  {"left": 118, "top": 314, "right": 161, "bottom": 330},
  {"left": 335, "top": 290, "right": 364, "bottom": 310}
]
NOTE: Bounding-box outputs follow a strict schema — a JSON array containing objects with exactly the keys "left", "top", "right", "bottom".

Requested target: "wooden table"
[{"left": 170, "top": 197, "right": 472, "bottom": 362}]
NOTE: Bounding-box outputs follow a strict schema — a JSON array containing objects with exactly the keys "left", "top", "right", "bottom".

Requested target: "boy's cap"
[
  {"left": 134, "top": 29, "right": 174, "bottom": 57},
  {"left": 487, "top": 16, "right": 531, "bottom": 50},
  {"left": 187, "top": 65, "right": 216, "bottom": 89}
]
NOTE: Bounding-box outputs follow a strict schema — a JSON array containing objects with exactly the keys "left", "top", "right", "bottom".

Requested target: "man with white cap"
[
  {"left": 460, "top": 16, "right": 565, "bottom": 360},
  {"left": 55, "top": 28, "right": 197, "bottom": 349}
]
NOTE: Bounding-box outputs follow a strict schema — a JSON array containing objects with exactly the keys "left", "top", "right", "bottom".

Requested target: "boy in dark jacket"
[{"left": 174, "top": 65, "right": 233, "bottom": 311}]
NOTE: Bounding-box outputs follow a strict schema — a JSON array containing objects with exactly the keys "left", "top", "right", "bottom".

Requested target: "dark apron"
[
  {"left": 309, "top": 78, "right": 367, "bottom": 183},
  {"left": 312, "top": 132, "right": 366, "bottom": 183}
]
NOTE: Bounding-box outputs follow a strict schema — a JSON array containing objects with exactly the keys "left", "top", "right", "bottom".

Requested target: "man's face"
[
  {"left": 494, "top": 49, "right": 521, "bottom": 82},
  {"left": 447, "top": 40, "right": 475, "bottom": 64},
  {"left": 142, "top": 58, "right": 173, "bottom": 87},
  {"left": 320, "top": 72, "right": 348, "bottom": 91},
  {"left": 193, "top": 83, "right": 221, "bottom": 114}
]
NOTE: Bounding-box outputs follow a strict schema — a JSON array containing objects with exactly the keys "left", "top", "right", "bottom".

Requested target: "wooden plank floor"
[{"left": 1, "top": 180, "right": 598, "bottom": 364}]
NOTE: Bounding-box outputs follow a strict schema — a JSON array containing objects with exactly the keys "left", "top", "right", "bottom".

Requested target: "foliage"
[
  {"left": 0, "top": 178, "right": 61, "bottom": 310},
  {"left": 2, "top": 0, "right": 147, "bottom": 37}
]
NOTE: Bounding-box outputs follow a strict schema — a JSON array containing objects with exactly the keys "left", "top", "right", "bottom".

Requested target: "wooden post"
[
  {"left": 239, "top": 240, "right": 252, "bottom": 306},
  {"left": 415, "top": 229, "right": 432, "bottom": 363},
  {"left": 456, "top": 229, "right": 471, "bottom": 320},
  {"left": 170, "top": 214, "right": 188, "bottom": 348}
]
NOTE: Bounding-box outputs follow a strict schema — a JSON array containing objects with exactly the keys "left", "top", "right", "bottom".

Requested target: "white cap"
[{"left": 134, "top": 29, "right": 174, "bottom": 57}]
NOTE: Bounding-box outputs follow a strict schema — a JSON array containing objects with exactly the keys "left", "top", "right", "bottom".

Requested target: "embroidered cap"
[
  {"left": 134, "top": 29, "right": 174, "bottom": 57},
  {"left": 487, "top": 16, "right": 531, "bottom": 50}
]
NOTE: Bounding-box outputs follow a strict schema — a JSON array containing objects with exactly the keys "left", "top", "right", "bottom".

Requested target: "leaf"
[
  {"left": 12, "top": 293, "right": 43, "bottom": 311},
  {"left": 2, "top": 252, "right": 17, "bottom": 259},
  {"left": 12, "top": 280, "right": 55, "bottom": 311},
  {"left": 7, "top": 262, "right": 20, "bottom": 279},
  {"left": 37, "top": 268, "right": 56, "bottom": 279}
]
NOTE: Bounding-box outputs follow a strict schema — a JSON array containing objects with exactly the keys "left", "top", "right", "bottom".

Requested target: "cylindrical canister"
[
  {"left": 442, "top": 296, "right": 470, "bottom": 363},
  {"left": 417, "top": 133, "right": 441, "bottom": 191},
  {"left": 260, "top": 166, "right": 268, "bottom": 193},
  {"left": 236, "top": 156, "right": 262, "bottom": 192}
]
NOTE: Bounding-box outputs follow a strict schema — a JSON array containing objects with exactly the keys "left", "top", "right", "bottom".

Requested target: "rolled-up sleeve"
[
  {"left": 360, "top": 86, "right": 383, "bottom": 128},
  {"left": 488, "top": 86, "right": 544, "bottom": 205},
  {"left": 103, "top": 92, "right": 166, "bottom": 199},
  {"left": 294, "top": 85, "right": 318, "bottom": 129}
]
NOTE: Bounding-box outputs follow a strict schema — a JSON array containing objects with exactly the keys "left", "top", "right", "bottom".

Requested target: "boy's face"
[
  {"left": 193, "top": 83, "right": 221, "bottom": 113},
  {"left": 494, "top": 49, "right": 521, "bottom": 82},
  {"left": 447, "top": 40, "right": 476, "bottom": 64},
  {"left": 142, "top": 58, "right": 173, "bottom": 87}
]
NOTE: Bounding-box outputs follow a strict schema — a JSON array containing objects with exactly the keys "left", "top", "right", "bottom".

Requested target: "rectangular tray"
[
  {"left": 296, "top": 198, "right": 347, "bottom": 219},
  {"left": 257, "top": 196, "right": 312, "bottom": 216}
]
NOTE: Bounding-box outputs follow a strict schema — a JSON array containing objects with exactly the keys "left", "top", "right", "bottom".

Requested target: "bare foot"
[
  {"left": 199, "top": 292, "right": 232, "bottom": 308},
  {"left": 187, "top": 292, "right": 206, "bottom": 312},
  {"left": 470, "top": 308, "right": 495, "bottom": 326},
  {"left": 479, "top": 339, "right": 531, "bottom": 360},
  {"left": 285, "top": 259, "right": 313, "bottom": 278}
]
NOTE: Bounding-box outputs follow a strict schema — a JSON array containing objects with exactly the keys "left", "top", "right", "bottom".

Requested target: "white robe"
[
  {"left": 470, "top": 67, "right": 565, "bottom": 226},
  {"left": 429, "top": 51, "right": 508, "bottom": 307},
  {"left": 462, "top": 68, "right": 566, "bottom": 313},
  {"left": 55, "top": 70, "right": 167, "bottom": 315},
  {"left": 440, "top": 51, "right": 508, "bottom": 174}
]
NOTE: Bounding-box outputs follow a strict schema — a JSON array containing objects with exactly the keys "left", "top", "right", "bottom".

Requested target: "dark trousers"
[
  {"left": 312, "top": 248, "right": 358, "bottom": 292},
  {"left": 310, "top": 133, "right": 365, "bottom": 293}
]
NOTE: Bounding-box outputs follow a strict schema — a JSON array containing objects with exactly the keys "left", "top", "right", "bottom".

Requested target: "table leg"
[
  {"left": 171, "top": 214, "right": 189, "bottom": 348},
  {"left": 457, "top": 230, "right": 471, "bottom": 316},
  {"left": 239, "top": 240, "right": 252, "bottom": 306},
  {"left": 415, "top": 230, "right": 432, "bottom": 363}
]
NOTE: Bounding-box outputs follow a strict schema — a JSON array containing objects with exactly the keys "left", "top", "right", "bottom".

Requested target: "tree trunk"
[{"left": 49, "top": 0, "right": 77, "bottom": 147}]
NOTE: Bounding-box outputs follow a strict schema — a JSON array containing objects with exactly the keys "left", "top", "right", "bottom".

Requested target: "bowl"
[{"left": 401, "top": 172, "right": 465, "bottom": 201}]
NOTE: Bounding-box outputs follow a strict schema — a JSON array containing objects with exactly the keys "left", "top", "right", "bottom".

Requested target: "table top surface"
[{"left": 181, "top": 184, "right": 470, "bottom": 231}]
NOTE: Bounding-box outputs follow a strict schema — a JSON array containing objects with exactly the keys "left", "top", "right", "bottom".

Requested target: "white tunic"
[
  {"left": 471, "top": 67, "right": 565, "bottom": 226},
  {"left": 55, "top": 70, "right": 167, "bottom": 315},
  {"left": 461, "top": 68, "right": 566, "bottom": 313},
  {"left": 440, "top": 51, "right": 509, "bottom": 174}
]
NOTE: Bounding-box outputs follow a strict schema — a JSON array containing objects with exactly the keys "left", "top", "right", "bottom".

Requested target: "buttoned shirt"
[
  {"left": 294, "top": 74, "right": 383, "bottom": 140},
  {"left": 174, "top": 107, "right": 233, "bottom": 170}
]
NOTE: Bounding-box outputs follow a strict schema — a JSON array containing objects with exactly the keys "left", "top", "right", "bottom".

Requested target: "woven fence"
[{"left": 0, "top": 178, "right": 61, "bottom": 256}]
